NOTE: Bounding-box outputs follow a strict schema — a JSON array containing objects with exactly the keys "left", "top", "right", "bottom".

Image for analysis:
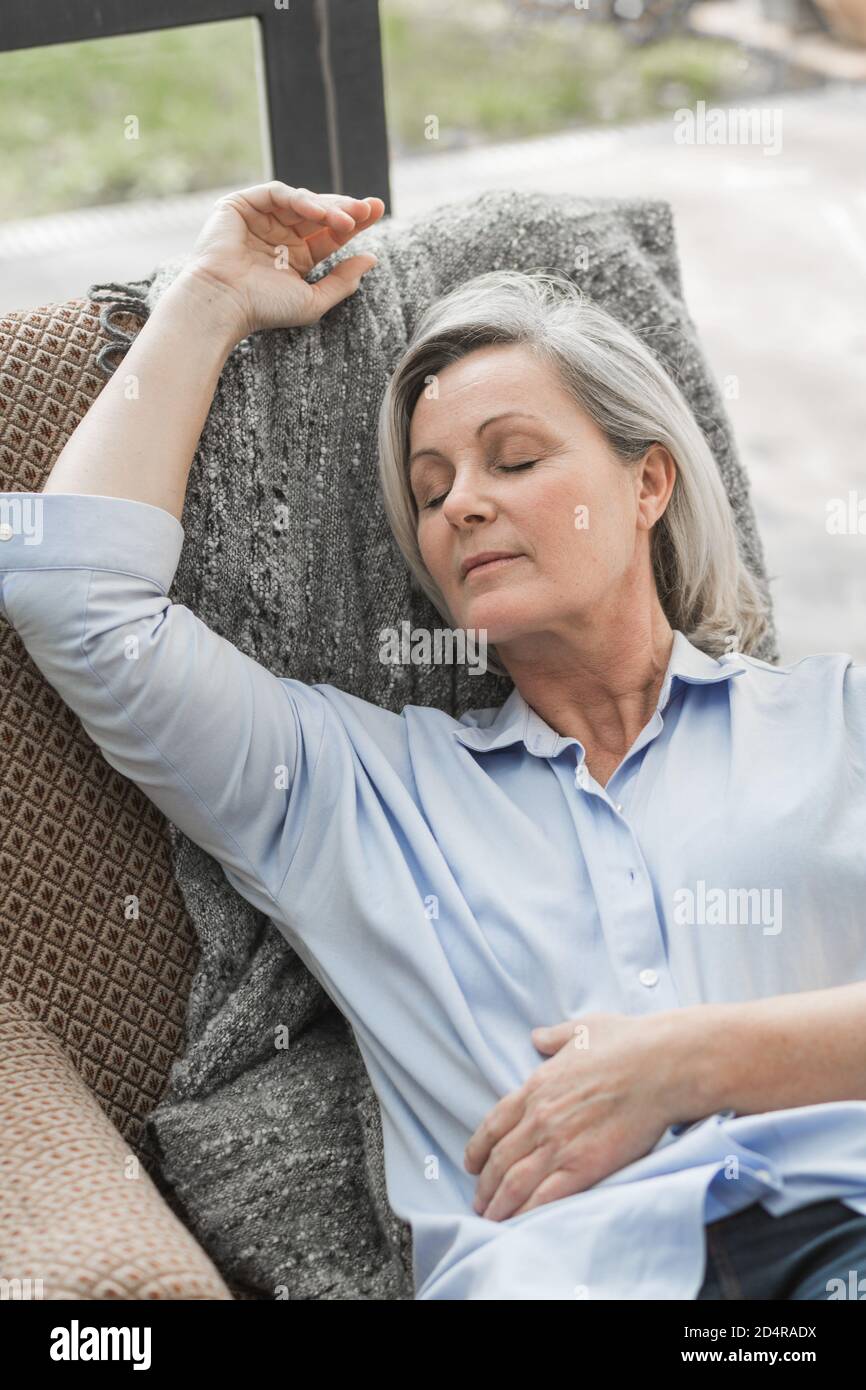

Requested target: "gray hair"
[{"left": 376, "top": 267, "right": 772, "bottom": 677}]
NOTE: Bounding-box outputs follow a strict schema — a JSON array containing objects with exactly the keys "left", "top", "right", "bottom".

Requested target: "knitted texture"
[{"left": 86, "top": 188, "right": 778, "bottom": 1302}]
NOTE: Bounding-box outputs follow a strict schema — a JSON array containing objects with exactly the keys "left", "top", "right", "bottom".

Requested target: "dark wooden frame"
[{"left": 0, "top": 0, "right": 392, "bottom": 210}]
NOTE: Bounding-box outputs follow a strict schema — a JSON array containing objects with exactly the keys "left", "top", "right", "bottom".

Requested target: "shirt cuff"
[{"left": 0, "top": 492, "right": 185, "bottom": 594}]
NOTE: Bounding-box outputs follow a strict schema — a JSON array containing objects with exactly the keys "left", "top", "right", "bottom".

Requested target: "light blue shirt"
[{"left": 3, "top": 489, "right": 866, "bottom": 1301}]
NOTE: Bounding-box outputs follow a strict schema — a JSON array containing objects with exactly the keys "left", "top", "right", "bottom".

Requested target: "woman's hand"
[
  {"left": 179, "top": 180, "right": 385, "bottom": 341},
  {"left": 463, "top": 1011, "right": 692, "bottom": 1222}
]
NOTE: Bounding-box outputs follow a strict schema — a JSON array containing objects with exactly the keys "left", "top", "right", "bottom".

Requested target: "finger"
[
  {"left": 314, "top": 191, "right": 384, "bottom": 219},
  {"left": 217, "top": 183, "right": 359, "bottom": 244},
  {"left": 464, "top": 1089, "right": 526, "bottom": 1174},
  {"left": 531, "top": 1021, "right": 577, "bottom": 1054},
  {"left": 222, "top": 181, "right": 332, "bottom": 219},
  {"left": 268, "top": 195, "right": 383, "bottom": 258},
  {"left": 302, "top": 198, "right": 385, "bottom": 266},
  {"left": 472, "top": 1118, "right": 542, "bottom": 1214},
  {"left": 532, "top": 1020, "right": 579, "bottom": 1044},
  {"left": 302, "top": 252, "right": 378, "bottom": 318},
  {"left": 302, "top": 221, "right": 364, "bottom": 266},
  {"left": 301, "top": 224, "right": 347, "bottom": 266},
  {"left": 479, "top": 1151, "right": 551, "bottom": 1223},
  {"left": 510, "top": 1168, "right": 582, "bottom": 1219},
  {"left": 286, "top": 187, "right": 383, "bottom": 237}
]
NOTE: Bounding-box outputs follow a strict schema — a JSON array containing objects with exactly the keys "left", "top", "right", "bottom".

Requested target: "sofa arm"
[{"left": 0, "top": 999, "right": 232, "bottom": 1300}]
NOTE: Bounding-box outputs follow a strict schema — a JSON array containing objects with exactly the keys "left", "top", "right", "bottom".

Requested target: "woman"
[{"left": 3, "top": 181, "right": 866, "bottom": 1302}]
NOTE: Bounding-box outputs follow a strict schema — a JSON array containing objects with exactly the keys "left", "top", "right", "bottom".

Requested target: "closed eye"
[{"left": 421, "top": 460, "right": 539, "bottom": 511}]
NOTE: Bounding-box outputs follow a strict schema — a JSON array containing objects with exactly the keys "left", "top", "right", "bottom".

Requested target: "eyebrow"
[{"left": 408, "top": 411, "right": 545, "bottom": 470}]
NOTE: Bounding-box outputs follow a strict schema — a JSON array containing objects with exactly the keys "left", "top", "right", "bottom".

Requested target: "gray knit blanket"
[{"left": 86, "top": 188, "right": 778, "bottom": 1302}]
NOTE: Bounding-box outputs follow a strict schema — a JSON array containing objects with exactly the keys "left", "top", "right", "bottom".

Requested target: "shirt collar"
[{"left": 451, "top": 629, "right": 749, "bottom": 757}]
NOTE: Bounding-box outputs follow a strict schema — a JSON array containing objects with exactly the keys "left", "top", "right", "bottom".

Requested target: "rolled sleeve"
[
  {"left": 0, "top": 491, "right": 324, "bottom": 920},
  {"left": 0, "top": 491, "right": 184, "bottom": 606}
]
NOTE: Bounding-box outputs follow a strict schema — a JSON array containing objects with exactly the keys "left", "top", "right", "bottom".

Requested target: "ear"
[{"left": 636, "top": 443, "right": 676, "bottom": 530}]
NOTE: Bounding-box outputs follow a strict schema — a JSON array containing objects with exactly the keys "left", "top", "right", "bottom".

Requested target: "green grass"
[
  {"left": 0, "top": 19, "right": 263, "bottom": 221},
  {"left": 381, "top": 4, "right": 778, "bottom": 150},
  {"left": 0, "top": 3, "right": 792, "bottom": 222}
]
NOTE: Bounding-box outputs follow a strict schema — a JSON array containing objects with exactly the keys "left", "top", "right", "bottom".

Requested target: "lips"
[{"left": 460, "top": 551, "right": 524, "bottom": 580}]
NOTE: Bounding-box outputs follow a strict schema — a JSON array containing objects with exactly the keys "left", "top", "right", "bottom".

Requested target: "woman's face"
[{"left": 408, "top": 342, "right": 673, "bottom": 656}]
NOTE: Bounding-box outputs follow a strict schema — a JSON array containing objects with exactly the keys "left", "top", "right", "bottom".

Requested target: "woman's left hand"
[{"left": 463, "top": 1010, "right": 689, "bottom": 1222}]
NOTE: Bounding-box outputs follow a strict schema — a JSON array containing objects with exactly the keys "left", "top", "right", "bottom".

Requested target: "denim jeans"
[{"left": 696, "top": 1198, "right": 866, "bottom": 1300}]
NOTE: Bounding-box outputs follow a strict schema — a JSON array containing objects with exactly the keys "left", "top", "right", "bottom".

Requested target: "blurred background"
[{"left": 1, "top": 0, "right": 864, "bottom": 661}]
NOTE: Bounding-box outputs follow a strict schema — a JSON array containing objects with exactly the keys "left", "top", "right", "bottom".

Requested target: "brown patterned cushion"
[
  {"left": 0, "top": 297, "right": 199, "bottom": 1155},
  {"left": 0, "top": 997, "right": 232, "bottom": 1299}
]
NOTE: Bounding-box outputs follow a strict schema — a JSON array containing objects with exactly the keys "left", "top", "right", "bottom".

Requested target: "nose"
[{"left": 441, "top": 470, "right": 496, "bottom": 526}]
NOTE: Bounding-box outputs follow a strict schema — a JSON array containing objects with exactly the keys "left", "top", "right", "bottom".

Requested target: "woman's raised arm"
[
  {"left": 0, "top": 182, "right": 384, "bottom": 918},
  {"left": 41, "top": 180, "right": 383, "bottom": 518}
]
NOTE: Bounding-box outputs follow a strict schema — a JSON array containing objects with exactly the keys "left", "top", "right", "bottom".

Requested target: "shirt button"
[
  {"left": 614, "top": 802, "right": 623, "bottom": 814},
  {"left": 755, "top": 1168, "right": 773, "bottom": 1183},
  {"left": 0, "top": 523, "right": 13, "bottom": 541},
  {"left": 638, "top": 968, "right": 659, "bottom": 988},
  {"left": 574, "top": 764, "right": 588, "bottom": 788}
]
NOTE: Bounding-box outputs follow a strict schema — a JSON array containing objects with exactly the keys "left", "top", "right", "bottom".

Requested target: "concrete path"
[{"left": 2, "top": 80, "right": 864, "bottom": 662}]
